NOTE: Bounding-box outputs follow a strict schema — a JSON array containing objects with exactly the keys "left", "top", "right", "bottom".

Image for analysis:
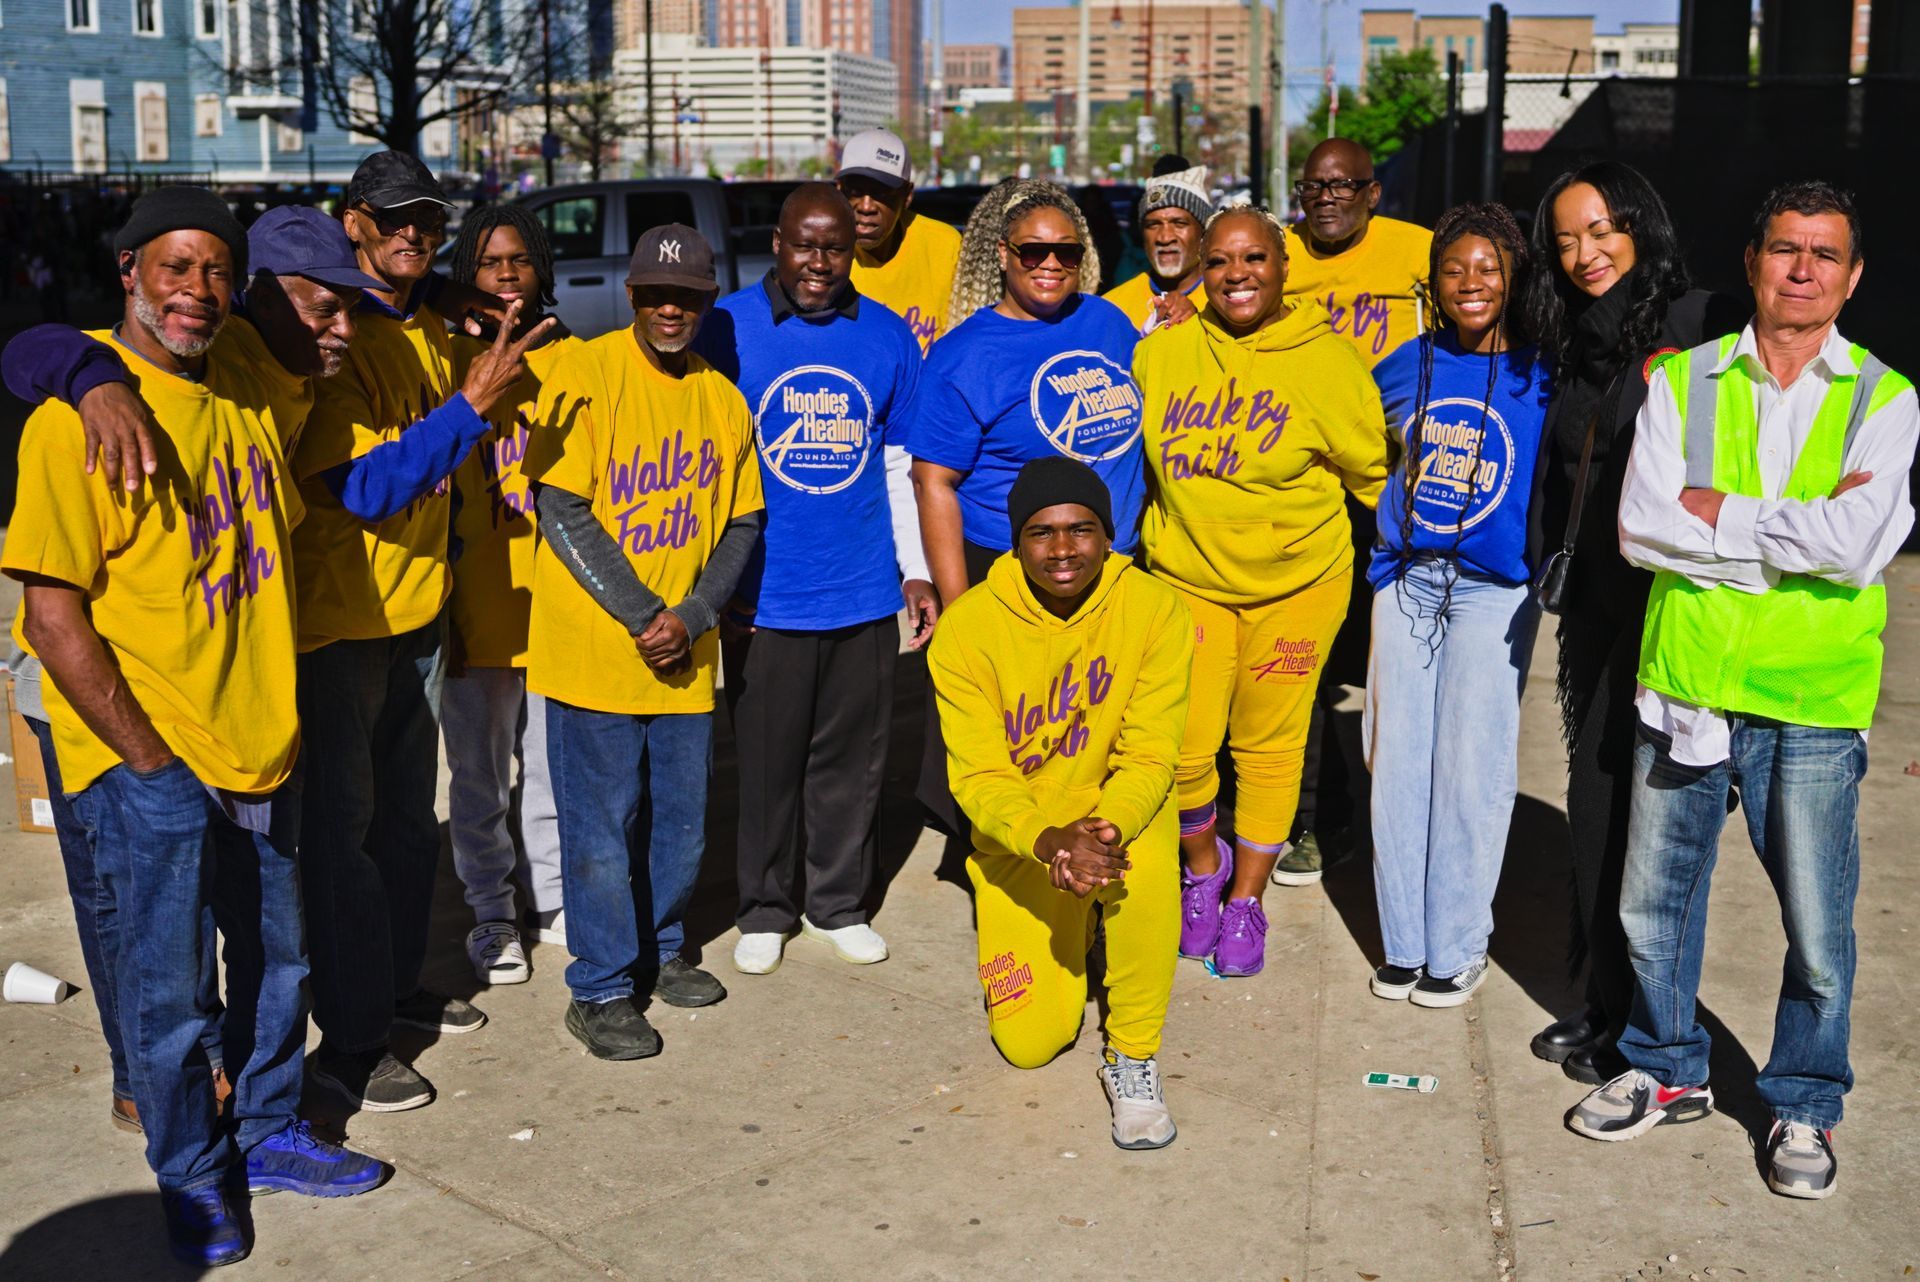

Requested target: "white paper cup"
[{"left": 4, "top": 962, "right": 73, "bottom": 1004}]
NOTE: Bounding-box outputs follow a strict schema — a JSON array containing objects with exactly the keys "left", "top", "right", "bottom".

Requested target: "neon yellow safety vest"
[{"left": 1637, "top": 333, "right": 1910, "bottom": 730}]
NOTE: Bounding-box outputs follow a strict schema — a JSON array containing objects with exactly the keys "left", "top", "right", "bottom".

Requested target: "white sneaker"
[
  {"left": 1099, "top": 1051, "right": 1176, "bottom": 1150},
  {"left": 466, "top": 921, "right": 530, "bottom": 985},
  {"left": 524, "top": 908, "right": 567, "bottom": 947},
  {"left": 732, "top": 931, "right": 788, "bottom": 975},
  {"left": 800, "top": 916, "right": 889, "bottom": 965}
]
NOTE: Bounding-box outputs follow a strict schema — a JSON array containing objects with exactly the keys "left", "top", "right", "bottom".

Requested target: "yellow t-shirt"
[
  {"left": 1100, "top": 272, "right": 1208, "bottom": 336},
  {"left": 1134, "top": 304, "right": 1390, "bottom": 606},
  {"left": 523, "top": 329, "right": 764, "bottom": 715},
  {"left": 291, "top": 300, "right": 457, "bottom": 651},
  {"left": 449, "top": 333, "right": 582, "bottom": 669},
  {"left": 851, "top": 211, "right": 962, "bottom": 355},
  {"left": 1282, "top": 215, "right": 1432, "bottom": 369},
  {"left": 2, "top": 331, "right": 306, "bottom": 795}
]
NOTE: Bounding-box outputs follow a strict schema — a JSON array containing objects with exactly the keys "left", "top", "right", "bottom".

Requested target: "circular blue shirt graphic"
[
  {"left": 1028, "top": 350, "right": 1144, "bottom": 463},
  {"left": 755, "top": 365, "right": 876, "bottom": 495},
  {"left": 1406, "top": 396, "right": 1516, "bottom": 534}
]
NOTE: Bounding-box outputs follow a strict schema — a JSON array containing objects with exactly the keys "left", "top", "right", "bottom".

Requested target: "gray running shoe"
[
  {"left": 1568, "top": 1069, "right": 1714, "bottom": 1141},
  {"left": 1099, "top": 1050, "right": 1176, "bottom": 1150},
  {"left": 1766, "top": 1120, "right": 1837, "bottom": 1199}
]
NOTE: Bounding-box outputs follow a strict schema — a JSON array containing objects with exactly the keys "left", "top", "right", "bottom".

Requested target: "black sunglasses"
[
  {"left": 358, "top": 203, "right": 449, "bottom": 236},
  {"left": 1004, "top": 240, "right": 1086, "bottom": 271}
]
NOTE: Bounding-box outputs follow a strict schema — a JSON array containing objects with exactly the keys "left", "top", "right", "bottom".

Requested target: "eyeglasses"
[
  {"left": 1292, "top": 178, "right": 1374, "bottom": 202},
  {"left": 1004, "top": 240, "right": 1087, "bottom": 271},
  {"left": 358, "top": 203, "right": 449, "bottom": 236}
]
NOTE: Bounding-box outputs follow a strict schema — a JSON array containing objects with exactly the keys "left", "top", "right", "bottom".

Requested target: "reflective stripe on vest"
[{"left": 1638, "top": 333, "right": 1905, "bottom": 729}]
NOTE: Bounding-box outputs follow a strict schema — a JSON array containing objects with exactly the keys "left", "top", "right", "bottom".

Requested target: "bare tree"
[{"left": 557, "top": 76, "right": 639, "bottom": 180}]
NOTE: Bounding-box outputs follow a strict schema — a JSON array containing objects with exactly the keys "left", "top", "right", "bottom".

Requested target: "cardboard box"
[{"left": 7, "top": 678, "right": 56, "bottom": 834}]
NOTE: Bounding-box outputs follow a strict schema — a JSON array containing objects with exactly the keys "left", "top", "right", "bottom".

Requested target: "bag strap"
[{"left": 1558, "top": 369, "right": 1627, "bottom": 554}]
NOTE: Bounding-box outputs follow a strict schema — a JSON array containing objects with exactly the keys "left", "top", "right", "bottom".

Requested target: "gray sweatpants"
[{"left": 441, "top": 666, "right": 562, "bottom": 923}]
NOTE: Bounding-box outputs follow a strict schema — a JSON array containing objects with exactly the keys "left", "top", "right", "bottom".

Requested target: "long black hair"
[
  {"left": 1524, "top": 160, "right": 1690, "bottom": 370},
  {"left": 447, "top": 203, "right": 557, "bottom": 307},
  {"left": 1394, "top": 201, "right": 1535, "bottom": 637}
]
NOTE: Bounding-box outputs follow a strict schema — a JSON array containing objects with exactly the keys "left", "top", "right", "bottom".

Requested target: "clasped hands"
[
  {"left": 1034, "top": 819, "right": 1130, "bottom": 898},
  {"left": 634, "top": 609, "right": 692, "bottom": 674}
]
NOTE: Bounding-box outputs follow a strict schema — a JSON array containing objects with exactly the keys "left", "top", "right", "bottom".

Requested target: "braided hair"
[
  {"left": 947, "top": 179, "right": 1102, "bottom": 327},
  {"left": 447, "top": 203, "right": 557, "bottom": 307},
  {"left": 1393, "top": 201, "right": 1536, "bottom": 641}
]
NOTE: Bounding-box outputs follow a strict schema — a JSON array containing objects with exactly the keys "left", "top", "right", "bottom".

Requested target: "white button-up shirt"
[{"left": 1616, "top": 322, "right": 1919, "bottom": 765}]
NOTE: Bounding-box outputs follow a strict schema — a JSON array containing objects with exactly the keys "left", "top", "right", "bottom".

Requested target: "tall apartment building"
[
  {"left": 1011, "top": 0, "right": 1262, "bottom": 111},
  {"left": 1360, "top": 10, "right": 1597, "bottom": 75},
  {"left": 619, "top": 0, "right": 705, "bottom": 44},
  {"left": 702, "top": 0, "right": 921, "bottom": 127},
  {"left": 942, "top": 43, "right": 1010, "bottom": 102}
]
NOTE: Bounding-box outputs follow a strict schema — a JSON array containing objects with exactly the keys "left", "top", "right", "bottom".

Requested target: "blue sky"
[{"left": 945, "top": 0, "right": 1684, "bottom": 94}]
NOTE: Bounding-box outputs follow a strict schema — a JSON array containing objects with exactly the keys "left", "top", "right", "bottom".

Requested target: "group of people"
[{"left": 1, "top": 125, "right": 1908, "bottom": 1265}]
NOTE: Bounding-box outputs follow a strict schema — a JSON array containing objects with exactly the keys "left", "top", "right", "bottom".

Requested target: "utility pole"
[
  {"left": 541, "top": 0, "right": 556, "bottom": 185},
  {"left": 1075, "top": 0, "right": 1092, "bottom": 180},
  {"left": 1443, "top": 49, "right": 1459, "bottom": 209},
  {"left": 1270, "top": 0, "right": 1287, "bottom": 216},
  {"left": 1482, "top": 2, "right": 1507, "bottom": 202},
  {"left": 645, "top": 0, "right": 657, "bottom": 174},
  {"left": 930, "top": 0, "right": 945, "bottom": 184}
]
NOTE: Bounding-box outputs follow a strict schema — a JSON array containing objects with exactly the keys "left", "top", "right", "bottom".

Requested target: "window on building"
[
  {"left": 198, "top": 0, "right": 218, "bottom": 37},
  {"left": 1466, "top": 35, "right": 1475, "bottom": 68},
  {"left": 68, "top": 0, "right": 96, "bottom": 31},
  {"left": 1601, "top": 50, "right": 1619, "bottom": 69},
  {"left": 136, "top": 83, "right": 169, "bottom": 161},
  {"left": 0, "top": 81, "right": 10, "bottom": 165},
  {"left": 276, "top": 121, "right": 303, "bottom": 152},
  {"left": 195, "top": 93, "right": 223, "bottom": 135},
  {"left": 349, "top": 0, "right": 373, "bottom": 36},
  {"left": 75, "top": 105, "right": 107, "bottom": 172},
  {"left": 135, "top": 0, "right": 160, "bottom": 34}
]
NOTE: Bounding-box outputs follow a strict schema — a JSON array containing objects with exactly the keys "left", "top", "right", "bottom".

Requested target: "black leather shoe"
[
  {"left": 1562, "top": 1039, "right": 1628, "bottom": 1086},
  {"left": 651, "top": 957, "right": 727, "bottom": 1008},
  {"left": 565, "top": 998, "right": 662, "bottom": 1061},
  {"left": 1530, "top": 1008, "right": 1603, "bottom": 1064}
]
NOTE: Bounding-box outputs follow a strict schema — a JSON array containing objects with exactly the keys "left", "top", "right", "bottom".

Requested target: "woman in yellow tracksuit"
[
  {"left": 928, "top": 457, "right": 1192, "bottom": 1150},
  {"left": 1134, "top": 206, "right": 1390, "bottom": 978}
]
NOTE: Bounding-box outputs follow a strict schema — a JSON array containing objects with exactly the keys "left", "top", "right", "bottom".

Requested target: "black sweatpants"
[{"left": 726, "top": 616, "right": 900, "bottom": 932}]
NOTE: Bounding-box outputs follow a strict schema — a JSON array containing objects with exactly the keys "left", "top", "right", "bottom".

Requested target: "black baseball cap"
[
  {"left": 345, "top": 150, "right": 453, "bottom": 211},
  {"left": 249, "top": 206, "right": 391, "bottom": 293},
  {"left": 626, "top": 223, "right": 718, "bottom": 292}
]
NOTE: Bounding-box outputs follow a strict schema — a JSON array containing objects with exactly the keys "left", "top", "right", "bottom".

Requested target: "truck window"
[
  {"left": 625, "top": 192, "right": 698, "bottom": 247},
  {"left": 539, "top": 196, "right": 605, "bottom": 261}
]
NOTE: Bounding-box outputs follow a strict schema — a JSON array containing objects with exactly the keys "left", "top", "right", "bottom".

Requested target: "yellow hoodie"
[
  {"left": 1135, "top": 302, "right": 1389, "bottom": 606},
  {"left": 928, "top": 553, "right": 1193, "bottom": 862}
]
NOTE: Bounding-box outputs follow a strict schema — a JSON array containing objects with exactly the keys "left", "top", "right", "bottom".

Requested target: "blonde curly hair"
[
  {"left": 1201, "top": 203, "right": 1290, "bottom": 251},
  {"left": 947, "top": 179, "right": 1103, "bottom": 327}
]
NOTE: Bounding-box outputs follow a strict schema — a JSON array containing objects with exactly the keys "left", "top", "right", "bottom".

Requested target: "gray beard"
[{"left": 133, "top": 285, "right": 223, "bottom": 359}]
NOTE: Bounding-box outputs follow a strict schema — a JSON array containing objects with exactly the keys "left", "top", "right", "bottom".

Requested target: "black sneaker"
[
  {"left": 1765, "top": 1120, "right": 1838, "bottom": 1199},
  {"left": 1408, "top": 956, "right": 1489, "bottom": 1008},
  {"left": 309, "top": 1047, "right": 435, "bottom": 1113},
  {"left": 393, "top": 989, "right": 488, "bottom": 1035},
  {"left": 1369, "top": 963, "right": 1423, "bottom": 1000},
  {"left": 565, "top": 998, "right": 663, "bottom": 1061},
  {"left": 651, "top": 957, "right": 727, "bottom": 1008}
]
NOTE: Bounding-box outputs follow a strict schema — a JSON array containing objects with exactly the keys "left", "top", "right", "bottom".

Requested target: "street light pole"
[
  {"left": 541, "top": 0, "right": 555, "bottom": 186},
  {"left": 645, "top": 0, "right": 657, "bottom": 174},
  {"left": 1271, "top": 0, "right": 1287, "bottom": 216},
  {"left": 1075, "top": 0, "right": 1091, "bottom": 179}
]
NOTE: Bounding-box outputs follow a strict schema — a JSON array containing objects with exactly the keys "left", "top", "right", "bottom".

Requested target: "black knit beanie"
[
  {"left": 1007, "top": 456, "right": 1115, "bottom": 546},
  {"left": 113, "top": 186, "right": 248, "bottom": 277}
]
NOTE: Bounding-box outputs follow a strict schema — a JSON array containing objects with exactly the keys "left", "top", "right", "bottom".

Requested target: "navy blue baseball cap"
[{"left": 248, "top": 206, "right": 392, "bottom": 293}]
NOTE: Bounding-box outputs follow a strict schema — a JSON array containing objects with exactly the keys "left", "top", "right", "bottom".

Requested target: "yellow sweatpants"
[
  {"left": 1172, "top": 571, "right": 1351, "bottom": 847},
  {"left": 966, "top": 806, "right": 1179, "bottom": 1068}
]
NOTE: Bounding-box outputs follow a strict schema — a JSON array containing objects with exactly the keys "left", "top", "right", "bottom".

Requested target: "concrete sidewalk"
[{"left": 1, "top": 561, "right": 1917, "bottom": 1281}]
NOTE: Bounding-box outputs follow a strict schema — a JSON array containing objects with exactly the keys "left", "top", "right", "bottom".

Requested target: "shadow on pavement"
[{"left": 0, "top": 1191, "right": 206, "bottom": 1281}]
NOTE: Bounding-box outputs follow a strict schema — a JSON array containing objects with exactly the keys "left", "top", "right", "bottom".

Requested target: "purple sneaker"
[
  {"left": 1179, "top": 838, "right": 1235, "bottom": 959},
  {"left": 1214, "top": 896, "right": 1269, "bottom": 977}
]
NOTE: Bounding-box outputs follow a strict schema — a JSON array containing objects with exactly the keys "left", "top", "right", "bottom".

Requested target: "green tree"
[{"left": 1289, "top": 48, "right": 1444, "bottom": 185}]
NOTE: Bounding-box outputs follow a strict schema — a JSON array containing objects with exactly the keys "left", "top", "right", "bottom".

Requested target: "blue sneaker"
[
  {"left": 162, "top": 1184, "right": 249, "bottom": 1267},
  {"left": 246, "top": 1120, "right": 388, "bottom": 1197}
]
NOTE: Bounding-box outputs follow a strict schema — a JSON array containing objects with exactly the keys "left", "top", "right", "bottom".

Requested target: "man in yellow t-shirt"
[
  {"left": 2, "top": 191, "right": 383, "bottom": 1265},
  {"left": 837, "top": 128, "right": 962, "bottom": 355},
  {"left": 291, "top": 151, "right": 553, "bottom": 1115},
  {"left": 524, "top": 224, "right": 765, "bottom": 1061},
  {"left": 1272, "top": 138, "right": 1435, "bottom": 887},
  {"left": 441, "top": 204, "right": 582, "bottom": 986},
  {"left": 1101, "top": 163, "right": 1211, "bottom": 334}
]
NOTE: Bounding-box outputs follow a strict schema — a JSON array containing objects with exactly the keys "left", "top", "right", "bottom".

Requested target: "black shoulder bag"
[{"left": 1532, "top": 370, "right": 1625, "bottom": 615}]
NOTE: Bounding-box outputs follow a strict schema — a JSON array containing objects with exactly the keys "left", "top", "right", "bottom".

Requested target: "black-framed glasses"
[
  {"left": 1292, "top": 178, "right": 1374, "bottom": 202},
  {"left": 1004, "top": 239, "right": 1087, "bottom": 271}
]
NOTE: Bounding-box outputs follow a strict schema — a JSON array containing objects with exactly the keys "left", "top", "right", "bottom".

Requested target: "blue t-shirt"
[
  {"left": 908, "top": 293, "right": 1145, "bottom": 553},
  {"left": 696, "top": 280, "right": 922, "bottom": 631},
  {"left": 1368, "top": 332, "right": 1553, "bottom": 589}
]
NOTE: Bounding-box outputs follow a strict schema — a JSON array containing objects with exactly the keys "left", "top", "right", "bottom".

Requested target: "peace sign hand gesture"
[{"left": 459, "top": 298, "right": 556, "bottom": 417}]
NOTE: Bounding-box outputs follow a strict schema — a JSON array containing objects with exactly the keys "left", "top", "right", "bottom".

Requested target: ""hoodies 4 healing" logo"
[
  {"left": 754, "top": 365, "right": 877, "bottom": 495},
  {"left": 1029, "top": 350, "right": 1143, "bottom": 463}
]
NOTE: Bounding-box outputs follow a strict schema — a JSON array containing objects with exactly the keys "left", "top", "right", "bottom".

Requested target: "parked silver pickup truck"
[{"left": 507, "top": 179, "right": 800, "bottom": 337}]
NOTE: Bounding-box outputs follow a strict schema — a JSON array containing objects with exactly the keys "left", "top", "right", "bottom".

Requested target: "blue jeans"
[
  {"left": 545, "top": 699, "right": 712, "bottom": 1003},
  {"left": 1619, "top": 720, "right": 1866, "bottom": 1129},
  {"left": 296, "top": 617, "right": 445, "bottom": 1054},
  {"left": 28, "top": 717, "right": 223, "bottom": 1101},
  {"left": 1365, "top": 563, "right": 1538, "bottom": 978},
  {"left": 70, "top": 759, "right": 308, "bottom": 1193}
]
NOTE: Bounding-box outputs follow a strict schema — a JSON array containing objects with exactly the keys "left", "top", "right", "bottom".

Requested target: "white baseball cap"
[{"left": 837, "top": 129, "right": 912, "bottom": 188}]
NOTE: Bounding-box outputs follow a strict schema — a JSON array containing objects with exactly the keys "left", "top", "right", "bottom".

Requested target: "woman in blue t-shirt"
[
  {"left": 1363, "top": 203, "right": 1553, "bottom": 1009},
  {"left": 908, "top": 181, "right": 1147, "bottom": 607}
]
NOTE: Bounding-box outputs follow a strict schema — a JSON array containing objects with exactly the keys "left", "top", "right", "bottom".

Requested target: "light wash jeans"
[
  {"left": 442, "top": 667, "right": 563, "bottom": 924},
  {"left": 1619, "top": 720, "right": 1865, "bottom": 1129},
  {"left": 1364, "top": 561, "right": 1539, "bottom": 979}
]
